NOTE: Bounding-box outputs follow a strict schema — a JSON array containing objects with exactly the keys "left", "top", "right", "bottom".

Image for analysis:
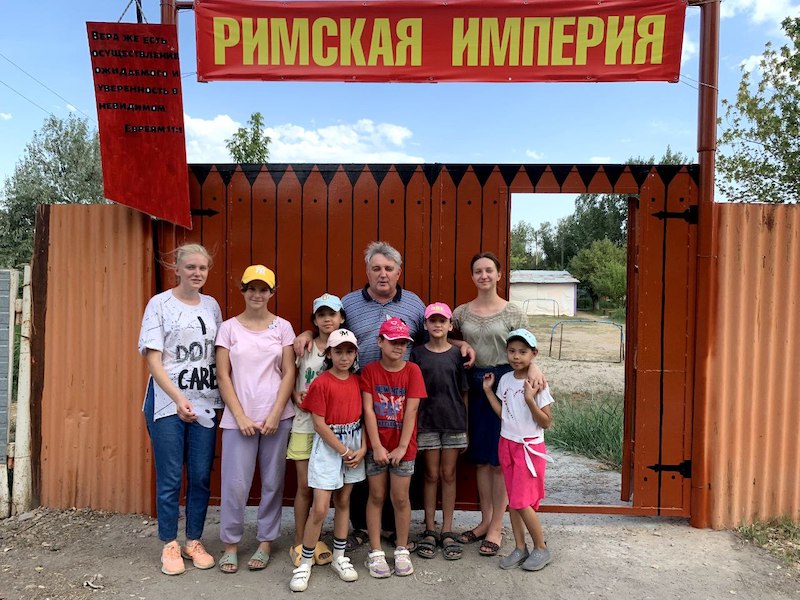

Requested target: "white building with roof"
[{"left": 509, "top": 270, "right": 580, "bottom": 317}]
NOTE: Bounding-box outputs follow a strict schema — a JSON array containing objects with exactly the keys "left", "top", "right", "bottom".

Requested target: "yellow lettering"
[
  {"left": 575, "top": 16, "right": 604, "bottom": 65},
  {"left": 635, "top": 15, "right": 665, "bottom": 64},
  {"left": 605, "top": 16, "right": 635, "bottom": 65},
  {"left": 311, "top": 18, "right": 337, "bottom": 66},
  {"left": 551, "top": 17, "right": 575, "bottom": 66},
  {"left": 368, "top": 19, "right": 394, "bottom": 66},
  {"left": 452, "top": 18, "right": 479, "bottom": 67},
  {"left": 241, "top": 18, "right": 268, "bottom": 65},
  {"left": 480, "top": 18, "right": 520, "bottom": 66},
  {"left": 395, "top": 18, "right": 421, "bottom": 66},
  {"left": 270, "top": 18, "right": 309, "bottom": 66},
  {"left": 521, "top": 18, "right": 551, "bottom": 66},
  {"left": 341, "top": 18, "right": 366, "bottom": 66},
  {"left": 213, "top": 17, "right": 240, "bottom": 65}
]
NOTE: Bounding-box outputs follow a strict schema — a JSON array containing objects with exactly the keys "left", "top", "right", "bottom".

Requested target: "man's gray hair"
[{"left": 364, "top": 241, "right": 402, "bottom": 267}]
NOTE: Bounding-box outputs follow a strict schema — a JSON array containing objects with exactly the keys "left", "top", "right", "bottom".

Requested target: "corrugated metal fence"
[{"left": 703, "top": 202, "right": 800, "bottom": 528}]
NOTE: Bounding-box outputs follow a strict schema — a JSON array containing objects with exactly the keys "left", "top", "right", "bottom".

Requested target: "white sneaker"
[
  {"left": 289, "top": 563, "right": 312, "bottom": 592},
  {"left": 365, "top": 549, "right": 392, "bottom": 578},
  {"left": 331, "top": 555, "right": 358, "bottom": 582},
  {"left": 393, "top": 547, "right": 414, "bottom": 576}
]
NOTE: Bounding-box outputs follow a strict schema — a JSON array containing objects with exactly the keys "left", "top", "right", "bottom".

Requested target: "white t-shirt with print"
[
  {"left": 138, "top": 290, "right": 223, "bottom": 420},
  {"left": 497, "top": 372, "right": 555, "bottom": 442},
  {"left": 292, "top": 344, "right": 326, "bottom": 434}
]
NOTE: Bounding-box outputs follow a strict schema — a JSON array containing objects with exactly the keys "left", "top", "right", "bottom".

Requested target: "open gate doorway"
[{"left": 153, "top": 160, "right": 698, "bottom": 518}]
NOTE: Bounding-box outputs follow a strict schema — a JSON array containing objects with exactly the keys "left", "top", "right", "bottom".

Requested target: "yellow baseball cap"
[{"left": 241, "top": 265, "right": 275, "bottom": 288}]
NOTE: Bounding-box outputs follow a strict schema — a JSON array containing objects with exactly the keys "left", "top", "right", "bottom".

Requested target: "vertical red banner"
[{"left": 88, "top": 22, "right": 191, "bottom": 228}]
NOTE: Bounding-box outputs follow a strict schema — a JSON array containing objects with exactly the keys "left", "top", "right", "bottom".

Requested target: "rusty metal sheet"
[
  {"left": 706, "top": 203, "right": 800, "bottom": 528},
  {"left": 37, "top": 205, "right": 154, "bottom": 513}
]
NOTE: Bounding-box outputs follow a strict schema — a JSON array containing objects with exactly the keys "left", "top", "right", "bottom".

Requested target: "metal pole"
[
  {"left": 689, "top": 0, "right": 720, "bottom": 529},
  {"left": 161, "top": 0, "right": 177, "bottom": 24}
]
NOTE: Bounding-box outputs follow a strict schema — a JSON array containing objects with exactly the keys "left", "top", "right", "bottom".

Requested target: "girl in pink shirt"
[{"left": 215, "top": 265, "right": 297, "bottom": 573}]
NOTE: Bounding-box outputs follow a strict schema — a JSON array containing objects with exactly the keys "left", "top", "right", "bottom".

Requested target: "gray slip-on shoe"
[
  {"left": 499, "top": 546, "right": 529, "bottom": 570},
  {"left": 521, "top": 547, "right": 552, "bottom": 571}
]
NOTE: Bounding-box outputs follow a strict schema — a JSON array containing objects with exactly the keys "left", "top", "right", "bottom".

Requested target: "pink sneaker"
[
  {"left": 161, "top": 541, "right": 186, "bottom": 575},
  {"left": 182, "top": 540, "right": 215, "bottom": 569}
]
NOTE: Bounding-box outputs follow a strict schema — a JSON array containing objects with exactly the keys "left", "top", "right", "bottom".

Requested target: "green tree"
[
  {"left": 718, "top": 17, "right": 800, "bottom": 203},
  {"left": 568, "top": 238, "right": 626, "bottom": 310},
  {"left": 510, "top": 220, "right": 542, "bottom": 270},
  {"left": 225, "top": 112, "right": 272, "bottom": 162},
  {"left": 0, "top": 115, "right": 104, "bottom": 267},
  {"left": 536, "top": 147, "right": 691, "bottom": 269}
]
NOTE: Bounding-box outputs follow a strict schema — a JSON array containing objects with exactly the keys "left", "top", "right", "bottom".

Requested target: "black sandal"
[
  {"left": 416, "top": 530, "right": 439, "bottom": 559},
  {"left": 440, "top": 532, "right": 463, "bottom": 561},
  {"left": 345, "top": 528, "right": 368, "bottom": 551}
]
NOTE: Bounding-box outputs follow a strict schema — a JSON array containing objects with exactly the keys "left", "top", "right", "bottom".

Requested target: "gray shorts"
[
  {"left": 307, "top": 421, "right": 366, "bottom": 490},
  {"left": 365, "top": 450, "right": 415, "bottom": 477},
  {"left": 417, "top": 431, "right": 468, "bottom": 451}
]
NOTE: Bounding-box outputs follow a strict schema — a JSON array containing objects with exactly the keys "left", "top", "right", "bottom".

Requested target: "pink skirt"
[{"left": 498, "top": 436, "right": 547, "bottom": 510}]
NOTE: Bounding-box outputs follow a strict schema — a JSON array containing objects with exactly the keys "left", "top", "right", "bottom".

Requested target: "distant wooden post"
[{"left": 11, "top": 266, "right": 31, "bottom": 514}]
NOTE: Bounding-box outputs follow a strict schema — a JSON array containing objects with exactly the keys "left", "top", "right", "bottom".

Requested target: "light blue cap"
[
  {"left": 313, "top": 293, "right": 343, "bottom": 314},
  {"left": 506, "top": 328, "right": 538, "bottom": 349}
]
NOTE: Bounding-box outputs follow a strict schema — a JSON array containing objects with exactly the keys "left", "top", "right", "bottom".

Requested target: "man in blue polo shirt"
[{"left": 293, "top": 241, "right": 476, "bottom": 553}]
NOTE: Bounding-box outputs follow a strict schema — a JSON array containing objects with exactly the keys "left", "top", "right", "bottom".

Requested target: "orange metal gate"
[{"left": 152, "top": 162, "right": 699, "bottom": 515}]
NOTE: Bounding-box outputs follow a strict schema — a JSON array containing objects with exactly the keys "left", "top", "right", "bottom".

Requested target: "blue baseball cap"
[
  {"left": 313, "top": 293, "right": 343, "bottom": 314},
  {"left": 506, "top": 328, "right": 538, "bottom": 349}
]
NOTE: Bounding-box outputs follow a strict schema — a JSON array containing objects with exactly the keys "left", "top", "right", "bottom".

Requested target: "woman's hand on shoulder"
[
  {"left": 526, "top": 362, "right": 546, "bottom": 394},
  {"left": 460, "top": 342, "right": 476, "bottom": 368}
]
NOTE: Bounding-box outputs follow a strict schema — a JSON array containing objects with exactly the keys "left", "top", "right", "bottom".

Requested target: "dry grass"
[{"left": 736, "top": 517, "right": 800, "bottom": 567}]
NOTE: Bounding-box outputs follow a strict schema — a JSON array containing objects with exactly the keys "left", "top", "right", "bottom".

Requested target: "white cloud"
[
  {"left": 267, "top": 119, "right": 423, "bottom": 162},
  {"left": 525, "top": 149, "right": 544, "bottom": 160},
  {"left": 183, "top": 113, "right": 241, "bottom": 162},
  {"left": 66, "top": 104, "right": 77, "bottom": 113},
  {"left": 183, "top": 113, "right": 423, "bottom": 163},
  {"left": 0, "top": 112, "right": 11, "bottom": 121},
  {"left": 740, "top": 54, "right": 764, "bottom": 72},
  {"left": 682, "top": 32, "right": 698, "bottom": 65},
  {"left": 590, "top": 156, "right": 611, "bottom": 164},
  {"left": 721, "top": 0, "right": 800, "bottom": 25}
]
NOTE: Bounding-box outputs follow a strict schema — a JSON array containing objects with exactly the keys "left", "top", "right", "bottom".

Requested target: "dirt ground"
[
  {"left": 1, "top": 504, "right": 799, "bottom": 600},
  {"left": 5, "top": 313, "right": 793, "bottom": 599}
]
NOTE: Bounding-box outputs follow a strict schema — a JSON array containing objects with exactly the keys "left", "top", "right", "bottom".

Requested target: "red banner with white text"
[
  {"left": 195, "top": 0, "right": 686, "bottom": 83},
  {"left": 88, "top": 22, "right": 191, "bottom": 228}
]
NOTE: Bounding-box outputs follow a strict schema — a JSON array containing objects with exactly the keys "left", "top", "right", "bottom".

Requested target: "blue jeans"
[{"left": 143, "top": 379, "right": 218, "bottom": 542}]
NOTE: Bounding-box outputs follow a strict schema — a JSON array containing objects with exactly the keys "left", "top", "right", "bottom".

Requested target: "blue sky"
[{"left": 1, "top": 0, "right": 798, "bottom": 230}]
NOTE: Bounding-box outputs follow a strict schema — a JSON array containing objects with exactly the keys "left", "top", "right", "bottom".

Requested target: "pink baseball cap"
[
  {"left": 424, "top": 302, "right": 452, "bottom": 320},
  {"left": 379, "top": 317, "right": 413, "bottom": 341}
]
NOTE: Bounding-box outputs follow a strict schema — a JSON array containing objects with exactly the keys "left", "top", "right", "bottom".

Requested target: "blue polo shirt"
[{"left": 342, "top": 285, "right": 426, "bottom": 367}]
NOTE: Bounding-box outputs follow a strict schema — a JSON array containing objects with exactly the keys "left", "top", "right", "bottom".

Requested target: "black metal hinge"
[
  {"left": 191, "top": 208, "right": 219, "bottom": 218},
  {"left": 652, "top": 205, "right": 698, "bottom": 224},
  {"left": 647, "top": 460, "right": 692, "bottom": 478}
]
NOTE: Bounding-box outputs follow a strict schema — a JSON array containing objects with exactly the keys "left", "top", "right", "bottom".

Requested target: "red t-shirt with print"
[{"left": 359, "top": 361, "right": 427, "bottom": 461}]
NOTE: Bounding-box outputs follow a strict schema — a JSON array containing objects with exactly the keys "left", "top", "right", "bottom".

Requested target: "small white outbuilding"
[{"left": 509, "top": 270, "right": 580, "bottom": 317}]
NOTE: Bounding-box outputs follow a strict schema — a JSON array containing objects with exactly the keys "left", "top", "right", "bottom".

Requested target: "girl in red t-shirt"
[{"left": 289, "top": 329, "right": 366, "bottom": 592}]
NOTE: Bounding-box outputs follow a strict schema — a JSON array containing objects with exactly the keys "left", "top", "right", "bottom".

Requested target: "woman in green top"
[{"left": 452, "top": 252, "right": 543, "bottom": 557}]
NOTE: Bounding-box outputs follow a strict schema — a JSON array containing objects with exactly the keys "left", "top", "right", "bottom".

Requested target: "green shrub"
[{"left": 547, "top": 394, "right": 623, "bottom": 470}]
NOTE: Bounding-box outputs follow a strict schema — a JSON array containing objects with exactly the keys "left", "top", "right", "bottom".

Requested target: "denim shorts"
[
  {"left": 417, "top": 431, "right": 468, "bottom": 451},
  {"left": 365, "top": 450, "right": 415, "bottom": 477},
  {"left": 308, "top": 422, "right": 366, "bottom": 490}
]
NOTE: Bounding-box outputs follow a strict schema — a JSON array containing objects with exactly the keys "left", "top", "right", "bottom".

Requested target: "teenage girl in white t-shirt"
[{"left": 138, "top": 243, "right": 221, "bottom": 576}]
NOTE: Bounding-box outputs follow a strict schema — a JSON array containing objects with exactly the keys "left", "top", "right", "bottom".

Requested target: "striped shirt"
[{"left": 342, "top": 285, "right": 426, "bottom": 366}]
